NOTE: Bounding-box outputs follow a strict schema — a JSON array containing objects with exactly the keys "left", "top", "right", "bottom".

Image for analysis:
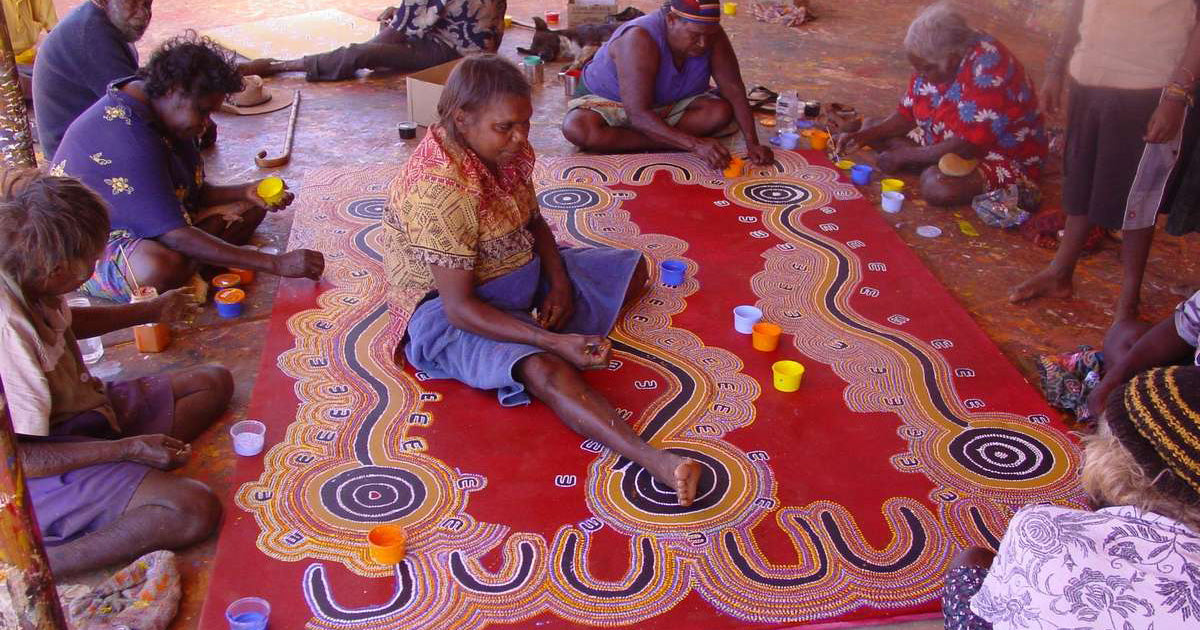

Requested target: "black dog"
[{"left": 516, "top": 10, "right": 643, "bottom": 70}]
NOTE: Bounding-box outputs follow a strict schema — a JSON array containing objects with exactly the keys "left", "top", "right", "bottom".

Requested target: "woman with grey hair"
[{"left": 834, "top": 3, "right": 1047, "bottom": 207}]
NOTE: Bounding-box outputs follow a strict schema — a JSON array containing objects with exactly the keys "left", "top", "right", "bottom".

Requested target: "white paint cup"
[
  {"left": 733, "top": 305, "right": 763, "bottom": 334},
  {"left": 881, "top": 191, "right": 905, "bottom": 213},
  {"left": 230, "top": 420, "right": 266, "bottom": 456}
]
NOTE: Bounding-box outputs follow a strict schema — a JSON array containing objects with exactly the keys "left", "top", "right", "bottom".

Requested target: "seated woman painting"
[
  {"left": 0, "top": 169, "right": 231, "bottom": 577},
  {"left": 834, "top": 4, "right": 1047, "bottom": 206},
  {"left": 382, "top": 55, "right": 702, "bottom": 506},
  {"left": 944, "top": 366, "right": 1200, "bottom": 630},
  {"left": 51, "top": 33, "right": 324, "bottom": 302}
]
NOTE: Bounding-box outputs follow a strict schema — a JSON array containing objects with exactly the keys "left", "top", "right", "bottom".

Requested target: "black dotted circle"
[
  {"left": 741, "top": 182, "right": 811, "bottom": 206},
  {"left": 537, "top": 187, "right": 602, "bottom": 211},
  {"left": 320, "top": 466, "right": 427, "bottom": 522},
  {"left": 948, "top": 428, "right": 1054, "bottom": 481},
  {"left": 347, "top": 197, "right": 386, "bottom": 221},
  {"left": 621, "top": 449, "right": 728, "bottom": 514}
]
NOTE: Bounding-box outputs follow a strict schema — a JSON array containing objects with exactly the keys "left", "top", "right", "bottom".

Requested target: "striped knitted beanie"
[
  {"left": 1109, "top": 366, "right": 1200, "bottom": 504},
  {"left": 670, "top": 0, "right": 722, "bottom": 23}
]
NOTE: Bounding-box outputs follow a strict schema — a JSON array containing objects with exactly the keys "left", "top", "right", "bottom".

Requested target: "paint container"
[
  {"left": 229, "top": 267, "right": 256, "bottom": 284},
  {"left": 723, "top": 155, "right": 745, "bottom": 178},
  {"left": 230, "top": 420, "right": 266, "bottom": 457},
  {"left": 777, "top": 132, "right": 800, "bottom": 150},
  {"left": 559, "top": 70, "right": 581, "bottom": 98},
  {"left": 256, "top": 177, "right": 285, "bottom": 206},
  {"left": 772, "top": 360, "right": 805, "bottom": 392},
  {"left": 803, "top": 101, "right": 821, "bottom": 118},
  {"left": 398, "top": 121, "right": 418, "bottom": 139},
  {"left": 660, "top": 260, "right": 686, "bottom": 287},
  {"left": 67, "top": 297, "right": 104, "bottom": 363},
  {"left": 732, "top": 305, "right": 763, "bottom": 334},
  {"left": 751, "top": 322, "right": 782, "bottom": 351},
  {"left": 880, "top": 178, "right": 904, "bottom": 193},
  {"left": 212, "top": 273, "right": 242, "bottom": 290},
  {"left": 130, "top": 286, "right": 170, "bottom": 353},
  {"left": 503, "top": 14, "right": 513, "bottom": 28},
  {"left": 226, "top": 597, "right": 270, "bottom": 630},
  {"left": 722, "top": 1, "right": 737, "bottom": 15},
  {"left": 881, "top": 191, "right": 905, "bottom": 213},
  {"left": 544, "top": 11, "right": 560, "bottom": 26},
  {"left": 835, "top": 160, "right": 855, "bottom": 170},
  {"left": 215, "top": 288, "right": 246, "bottom": 318},
  {"left": 522, "top": 56, "right": 544, "bottom": 85},
  {"left": 850, "top": 164, "right": 874, "bottom": 185},
  {"left": 368, "top": 524, "right": 408, "bottom": 564},
  {"left": 917, "top": 225, "right": 943, "bottom": 238},
  {"left": 807, "top": 130, "right": 830, "bottom": 151},
  {"left": 795, "top": 119, "right": 815, "bottom": 129}
]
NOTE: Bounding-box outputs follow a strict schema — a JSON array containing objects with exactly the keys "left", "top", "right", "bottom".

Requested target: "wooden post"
[
  {"left": 0, "top": 0, "right": 64, "bottom": 626},
  {"left": 0, "top": 1, "right": 36, "bottom": 168}
]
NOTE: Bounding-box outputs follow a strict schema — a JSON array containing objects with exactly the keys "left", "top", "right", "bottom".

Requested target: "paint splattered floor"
[{"left": 40, "top": 0, "right": 1198, "bottom": 628}]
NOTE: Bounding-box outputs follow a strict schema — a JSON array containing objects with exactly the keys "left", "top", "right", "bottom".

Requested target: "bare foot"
[
  {"left": 1009, "top": 268, "right": 1073, "bottom": 304},
  {"left": 672, "top": 459, "right": 702, "bottom": 507}
]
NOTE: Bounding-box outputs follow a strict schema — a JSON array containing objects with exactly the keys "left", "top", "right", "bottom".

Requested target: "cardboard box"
[
  {"left": 566, "top": 0, "right": 617, "bottom": 27},
  {"left": 406, "top": 57, "right": 463, "bottom": 127}
]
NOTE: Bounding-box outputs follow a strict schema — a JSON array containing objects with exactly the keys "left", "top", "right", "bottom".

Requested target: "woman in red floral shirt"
[{"left": 835, "top": 4, "right": 1047, "bottom": 207}]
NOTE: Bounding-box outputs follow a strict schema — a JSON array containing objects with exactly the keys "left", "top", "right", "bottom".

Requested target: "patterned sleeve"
[
  {"left": 402, "top": 179, "right": 479, "bottom": 270},
  {"left": 392, "top": 0, "right": 446, "bottom": 39},
  {"left": 942, "top": 40, "right": 1017, "bottom": 149},
  {"left": 1174, "top": 291, "right": 1200, "bottom": 347},
  {"left": 896, "top": 75, "right": 918, "bottom": 121}
]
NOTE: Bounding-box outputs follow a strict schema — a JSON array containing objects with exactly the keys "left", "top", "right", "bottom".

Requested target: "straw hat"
[{"left": 220, "top": 75, "right": 293, "bottom": 116}]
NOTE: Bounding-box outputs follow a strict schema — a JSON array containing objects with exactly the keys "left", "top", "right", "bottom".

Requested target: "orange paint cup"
[
  {"left": 212, "top": 273, "right": 242, "bottom": 289},
  {"left": 808, "top": 130, "right": 830, "bottom": 151},
  {"left": 723, "top": 156, "right": 745, "bottom": 178},
  {"left": 368, "top": 524, "right": 407, "bottom": 564},
  {"left": 229, "top": 267, "right": 255, "bottom": 284},
  {"left": 751, "top": 322, "right": 781, "bottom": 351}
]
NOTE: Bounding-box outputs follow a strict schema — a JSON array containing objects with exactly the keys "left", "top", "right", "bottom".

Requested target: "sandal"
[{"left": 747, "top": 85, "right": 779, "bottom": 113}]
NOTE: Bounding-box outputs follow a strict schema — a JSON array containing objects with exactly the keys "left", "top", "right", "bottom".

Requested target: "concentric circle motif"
[
  {"left": 347, "top": 197, "right": 386, "bottom": 221},
  {"left": 620, "top": 449, "right": 729, "bottom": 515},
  {"left": 948, "top": 428, "right": 1055, "bottom": 481},
  {"left": 320, "top": 466, "right": 428, "bottom": 522},
  {"left": 537, "top": 187, "right": 602, "bottom": 212},
  {"left": 739, "top": 182, "right": 812, "bottom": 206}
]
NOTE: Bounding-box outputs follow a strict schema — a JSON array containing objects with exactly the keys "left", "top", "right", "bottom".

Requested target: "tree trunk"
[{"left": 0, "top": 2, "right": 37, "bottom": 168}]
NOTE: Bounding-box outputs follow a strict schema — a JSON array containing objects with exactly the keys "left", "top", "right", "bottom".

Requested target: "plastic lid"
[
  {"left": 212, "top": 273, "right": 242, "bottom": 288},
  {"left": 916, "top": 225, "right": 942, "bottom": 238},
  {"left": 524, "top": 56, "right": 543, "bottom": 65},
  {"left": 215, "top": 288, "right": 246, "bottom": 304}
]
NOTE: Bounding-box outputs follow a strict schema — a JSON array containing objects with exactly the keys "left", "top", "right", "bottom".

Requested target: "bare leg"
[
  {"left": 168, "top": 365, "right": 234, "bottom": 442},
  {"left": 562, "top": 96, "right": 733, "bottom": 154},
  {"left": 194, "top": 204, "right": 267, "bottom": 246},
  {"left": 238, "top": 58, "right": 303, "bottom": 76},
  {"left": 950, "top": 546, "right": 996, "bottom": 571},
  {"left": 1100, "top": 318, "right": 1154, "bottom": 368},
  {"left": 918, "top": 165, "right": 986, "bottom": 207},
  {"left": 43, "top": 472, "right": 220, "bottom": 577},
  {"left": 1114, "top": 226, "right": 1155, "bottom": 323},
  {"left": 1010, "top": 213, "right": 1091, "bottom": 303},
  {"left": 127, "top": 238, "right": 194, "bottom": 295},
  {"left": 517, "top": 353, "right": 702, "bottom": 506}
]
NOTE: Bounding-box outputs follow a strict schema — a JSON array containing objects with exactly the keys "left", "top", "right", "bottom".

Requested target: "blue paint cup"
[
  {"left": 778, "top": 132, "right": 801, "bottom": 150},
  {"left": 226, "top": 597, "right": 270, "bottom": 630},
  {"left": 660, "top": 260, "right": 687, "bottom": 287},
  {"left": 850, "top": 164, "right": 874, "bottom": 185},
  {"left": 215, "top": 288, "right": 245, "bottom": 319}
]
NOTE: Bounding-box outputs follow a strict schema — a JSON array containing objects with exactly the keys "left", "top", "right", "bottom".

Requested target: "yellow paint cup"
[
  {"left": 368, "top": 524, "right": 407, "bottom": 564},
  {"left": 256, "top": 177, "right": 286, "bottom": 206},
  {"left": 771, "top": 360, "right": 805, "bottom": 392},
  {"left": 835, "top": 159, "right": 856, "bottom": 170},
  {"left": 723, "top": 2, "right": 737, "bottom": 15},
  {"left": 881, "top": 178, "right": 905, "bottom": 193}
]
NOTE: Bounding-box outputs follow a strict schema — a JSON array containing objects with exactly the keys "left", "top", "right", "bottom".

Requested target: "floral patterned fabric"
[
  {"left": 1174, "top": 289, "right": 1200, "bottom": 365},
  {"left": 898, "top": 32, "right": 1047, "bottom": 191},
  {"left": 387, "top": 0, "right": 505, "bottom": 54},
  {"left": 382, "top": 124, "right": 538, "bottom": 348},
  {"left": 970, "top": 504, "right": 1200, "bottom": 629}
]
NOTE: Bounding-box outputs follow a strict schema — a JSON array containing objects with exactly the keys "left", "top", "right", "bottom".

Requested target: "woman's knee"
[
  {"left": 184, "top": 364, "right": 235, "bottom": 406},
  {"left": 139, "top": 474, "right": 222, "bottom": 545},
  {"left": 951, "top": 546, "right": 996, "bottom": 570},
  {"left": 562, "top": 110, "right": 597, "bottom": 149},
  {"left": 690, "top": 96, "right": 733, "bottom": 133},
  {"left": 516, "top": 352, "right": 572, "bottom": 392},
  {"left": 133, "top": 241, "right": 192, "bottom": 292},
  {"left": 919, "top": 166, "right": 976, "bottom": 207}
]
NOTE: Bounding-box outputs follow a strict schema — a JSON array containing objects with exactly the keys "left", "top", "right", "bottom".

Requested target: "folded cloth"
[
  {"left": 1036, "top": 345, "right": 1104, "bottom": 423},
  {"left": 59, "top": 550, "right": 181, "bottom": 630}
]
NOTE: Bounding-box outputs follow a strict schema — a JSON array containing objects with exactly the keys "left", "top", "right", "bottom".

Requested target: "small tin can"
[
  {"left": 398, "top": 121, "right": 417, "bottom": 139},
  {"left": 215, "top": 288, "right": 246, "bottom": 318},
  {"left": 803, "top": 101, "right": 821, "bottom": 118}
]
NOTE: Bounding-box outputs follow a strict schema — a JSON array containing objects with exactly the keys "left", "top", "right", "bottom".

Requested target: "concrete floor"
[{"left": 40, "top": 0, "right": 1200, "bottom": 628}]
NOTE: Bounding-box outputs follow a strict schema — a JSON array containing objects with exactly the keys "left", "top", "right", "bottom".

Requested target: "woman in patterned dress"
[{"left": 382, "top": 55, "right": 702, "bottom": 506}]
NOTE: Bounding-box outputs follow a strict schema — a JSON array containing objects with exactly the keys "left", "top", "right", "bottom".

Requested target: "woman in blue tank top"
[{"left": 562, "top": 0, "right": 772, "bottom": 170}]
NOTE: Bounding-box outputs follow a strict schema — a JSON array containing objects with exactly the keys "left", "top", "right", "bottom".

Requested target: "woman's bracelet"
[{"left": 1164, "top": 82, "right": 1195, "bottom": 106}]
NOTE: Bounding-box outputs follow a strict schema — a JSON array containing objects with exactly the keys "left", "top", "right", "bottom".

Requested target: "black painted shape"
[
  {"left": 560, "top": 534, "right": 656, "bottom": 598},
  {"left": 820, "top": 507, "right": 926, "bottom": 573},
  {"left": 631, "top": 162, "right": 694, "bottom": 182},
  {"left": 607, "top": 339, "right": 696, "bottom": 470},
  {"left": 449, "top": 541, "right": 537, "bottom": 594},
  {"left": 722, "top": 517, "right": 829, "bottom": 586},
  {"left": 344, "top": 304, "right": 391, "bottom": 465},
  {"left": 968, "top": 507, "right": 1002, "bottom": 550},
  {"left": 305, "top": 561, "right": 416, "bottom": 622}
]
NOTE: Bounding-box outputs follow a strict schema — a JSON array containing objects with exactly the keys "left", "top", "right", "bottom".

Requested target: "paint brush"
[{"left": 118, "top": 243, "right": 141, "bottom": 295}]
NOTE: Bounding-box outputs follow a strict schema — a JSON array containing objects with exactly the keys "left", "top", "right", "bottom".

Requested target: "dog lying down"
[{"left": 516, "top": 10, "right": 644, "bottom": 71}]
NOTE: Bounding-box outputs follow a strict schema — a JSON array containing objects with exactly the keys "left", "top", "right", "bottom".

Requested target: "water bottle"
[{"left": 776, "top": 90, "right": 798, "bottom": 135}]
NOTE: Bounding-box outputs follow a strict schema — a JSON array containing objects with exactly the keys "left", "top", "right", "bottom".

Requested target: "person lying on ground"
[
  {"left": 833, "top": 3, "right": 1046, "bottom": 207},
  {"left": 942, "top": 366, "right": 1200, "bottom": 630},
  {"left": 0, "top": 169, "right": 231, "bottom": 578},
  {"left": 237, "top": 0, "right": 503, "bottom": 82},
  {"left": 1009, "top": 0, "right": 1200, "bottom": 325},
  {"left": 384, "top": 54, "right": 703, "bottom": 506},
  {"left": 52, "top": 33, "right": 324, "bottom": 303},
  {"left": 560, "top": 0, "right": 772, "bottom": 170}
]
